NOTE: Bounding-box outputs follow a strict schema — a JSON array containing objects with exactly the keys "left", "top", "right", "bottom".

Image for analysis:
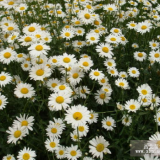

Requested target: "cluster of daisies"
[{"left": 0, "top": 0, "right": 160, "bottom": 159}]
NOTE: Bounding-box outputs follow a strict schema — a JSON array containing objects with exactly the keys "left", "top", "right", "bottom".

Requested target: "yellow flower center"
[
  {"left": 102, "top": 47, "right": 109, "bottom": 53},
  {"left": 129, "top": 105, "right": 136, "bottom": 110},
  {"left": 138, "top": 53, "right": 143, "bottom": 57},
  {"left": 74, "top": 135, "right": 78, "bottom": 139},
  {"left": 90, "top": 113, "right": 94, "bottom": 119},
  {"left": 14, "top": 130, "right": 21, "bottom": 138},
  {"left": 50, "top": 142, "right": 56, "bottom": 148},
  {"left": 36, "top": 59, "right": 43, "bottom": 64},
  {"left": 36, "top": 69, "right": 44, "bottom": 76},
  {"left": 114, "top": 29, "right": 119, "bottom": 33},
  {"left": 152, "top": 43, "right": 157, "bottom": 47},
  {"left": 110, "top": 37, "right": 116, "bottom": 41},
  {"left": 100, "top": 78, "right": 105, "bottom": 83},
  {"left": 77, "top": 42, "right": 82, "bottom": 45},
  {"left": 86, "top": 5, "right": 91, "bottom": 9},
  {"left": 82, "top": 62, "right": 89, "bottom": 67},
  {"left": 90, "top": 37, "right": 95, "bottom": 41},
  {"left": 141, "top": 25, "right": 147, "bottom": 30},
  {"left": 24, "top": 37, "right": 32, "bottom": 42},
  {"left": 119, "top": 82, "right": 124, "bottom": 87},
  {"left": 63, "top": 57, "right": 71, "bottom": 63},
  {"left": 142, "top": 98, "right": 147, "bottom": 102},
  {"left": 35, "top": 34, "right": 41, "bottom": 38},
  {"left": 35, "top": 45, "right": 43, "bottom": 51},
  {"left": 108, "top": 7, "right": 113, "bottom": 11},
  {"left": 57, "top": 10, "right": 62, "bottom": 14},
  {"left": 59, "top": 85, "right": 66, "bottom": 90},
  {"left": 154, "top": 53, "right": 159, "bottom": 58},
  {"left": 8, "top": 27, "right": 14, "bottom": 31},
  {"left": 84, "top": 13, "right": 90, "bottom": 19},
  {"left": 56, "top": 96, "right": 64, "bottom": 104},
  {"left": 94, "top": 29, "right": 99, "bottom": 33},
  {"left": 20, "top": 6, "right": 25, "bottom": 10},
  {"left": 70, "top": 151, "right": 77, "bottom": 156},
  {"left": 152, "top": 98, "right": 156, "bottom": 103},
  {"left": 130, "top": 23, "right": 135, "bottom": 27},
  {"left": 106, "top": 121, "right": 111, "bottom": 126},
  {"left": 121, "top": 37, "right": 125, "bottom": 41},
  {"left": 72, "top": 73, "right": 79, "bottom": 79},
  {"left": 59, "top": 150, "right": 64, "bottom": 155},
  {"left": 28, "top": 27, "right": 35, "bottom": 32},
  {"left": 65, "top": 32, "right": 70, "bottom": 37},
  {"left": 7, "top": 156, "right": 11, "bottom": 160},
  {"left": 78, "top": 126, "right": 84, "bottom": 132},
  {"left": 4, "top": 52, "right": 11, "bottom": 58},
  {"left": 17, "top": 54, "right": 23, "bottom": 58},
  {"left": 73, "top": 112, "right": 83, "bottom": 120},
  {"left": 8, "top": 1, "right": 14, "bottom": 5},
  {"left": 21, "top": 88, "right": 29, "bottom": 94},
  {"left": 81, "top": 89, "right": 86, "bottom": 94},
  {"left": 75, "top": 21, "right": 80, "bottom": 25},
  {"left": 96, "top": 143, "right": 104, "bottom": 152},
  {"left": 94, "top": 71, "right": 100, "bottom": 76},
  {"left": 21, "top": 120, "right": 28, "bottom": 126},
  {"left": 141, "top": 90, "right": 147, "bottom": 95},
  {"left": 0, "top": 100, "right": 2, "bottom": 106},
  {"left": 94, "top": 20, "right": 100, "bottom": 25},
  {"left": 0, "top": 75, "right": 6, "bottom": 81},
  {"left": 108, "top": 62, "right": 112, "bottom": 66},
  {"left": 100, "top": 93, "right": 105, "bottom": 99},
  {"left": 24, "top": 64, "right": 28, "bottom": 68},
  {"left": 131, "top": 70, "right": 136, "bottom": 74},
  {"left": 11, "top": 35, "right": 16, "bottom": 40},
  {"left": 52, "top": 59, "right": 57, "bottom": 63},
  {"left": 51, "top": 128, "right": 57, "bottom": 133},
  {"left": 23, "top": 153, "right": 30, "bottom": 160},
  {"left": 52, "top": 83, "right": 57, "bottom": 88},
  {"left": 110, "top": 70, "right": 115, "bottom": 74}
]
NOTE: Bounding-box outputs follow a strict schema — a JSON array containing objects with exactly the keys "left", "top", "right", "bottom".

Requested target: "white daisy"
[
  {"left": 89, "top": 69, "right": 104, "bottom": 81},
  {"left": 65, "top": 104, "right": 91, "bottom": 127},
  {"left": 78, "top": 58, "right": 93, "bottom": 72},
  {"left": 137, "top": 84, "right": 152, "bottom": 98},
  {"left": 29, "top": 64, "right": 51, "bottom": 81},
  {"left": 0, "top": 72, "right": 12, "bottom": 87},
  {"left": 14, "top": 83, "right": 35, "bottom": 98},
  {"left": 122, "top": 115, "right": 132, "bottom": 126},
  {"left": 2, "top": 154, "right": 15, "bottom": 160},
  {"left": 65, "top": 145, "right": 82, "bottom": 160},
  {"left": 60, "top": 28, "right": 75, "bottom": 40},
  {"left": 102, "top": 116, "right": 116, "bottom": 131},
  {"left": 125, "top": 99, "right": 141, "bottom": 112},
  {"left": 128, "top": 67, "right": 140, "bottom": 78},
  {"left": 48, "top": 91, "right": 72, "bottom": 111},
  {"left": 0, "top": 93, "right": 8, "bottom": 110},
  {"left": 88, "top": 110, "right": 98, "bottom": 124},
  {"left": 134, "top": 51, "right": 147, "bottom": 61},
  {"left": 115, "top": 78, "right": 129, "bottom": 89},
  {"left": 17, "top": 147, "right": 36, "bottom": 160},
  {"left": 45, "top": 137, "right": 60, "bottom": 152},
  {"left": 89, "top": 136, "right": 111, "bottom": 160},
  {"left": 55, "top": 145, "right": 66, "bottom": 159}
]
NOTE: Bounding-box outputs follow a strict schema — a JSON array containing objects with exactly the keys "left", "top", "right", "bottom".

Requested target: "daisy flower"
[
  {"left": 14, "top": 83, "right": 35, "bottom": 98},
  {"left": 45, "top": 137, "right": 60, "bottom": 152},
  {"left": 115, "top": 78, "right": 129, "bottom": 89},
  {"left": 98, "top": 77, "right": 109, "bottom": 86},
  {"left": 18, "top": 35, "right": 36, "bottom": 46},
  {"left": 65, "top": 145, "right": 82, "bottom": 160},
  {"left": 117, "top": 102, "right": 124, "bottom": 110},
  {"left": 132, "top": 43, "right": 139, "bottom": 49},
  {"left": 119, "top": 71, "right": 128, "bottom": 78},
  {"left": 134, "top": 51, "right": 147, "bottom": 61},
  {"left": 48, "top": 56, "right": 59, "bottom": 67},
  {"left": 78, "top": 9, "right": 95, "bottom": 24},
  {"left": 2, "top": 154, "right": 15, "bottom": 160},
  {"left": 28, "top": 43, "right": 50, "bottom": 57},
  {"left": 96, "top": 43, "right": 113, "bottom": 58},
  {"left": 29, "top": 64, "right": 51, "bottom": 81},
  {"left": 88, "top": 110, "right": 98, "bottom": 124},
  {"left": 86, "top": 33, "right": 100, "bottom": 45},
  {"left": 17, "top": 147, "right": 36, "bottom": 160},
  {"left": 103, "top": 4, "right": 117, "bottom": 12},
  {"left": 104, "top": 58, "right": 116, "bottom": 69},
  {"left": 46, "top": 123, "right": 63, "bottom": 138},
  {"left": 0, "top": 72, "right": 12, "bottom": 87},
  {"left": 89, "top": 136, "right": 111, "bottom": 160},
  {"left": 21, "top": 61, "right": 31, "bottom": 71},
  {"left": 54, "top": 84, "right": 72, "bottom": 95},
  {"left": 124, "top": 99, "right": 141, "bottom": 113},
  {"left": 137, "top": 83, "right": 152, "bottom": 98},
  {"left": 15, "top": 3, "right": 28, "bottom": 13},
  {"left": 55, "top": 145, "right": 66, "bottom": 159},
  {"left": 74, "top": 27, "right": 85, "bottom": 36},
  {"left": 108, "top": 68, "right": 119, "bottom": 77},
  {"left": 110, "top": 28, "right": 122, "bottom": 36},
  {"left": 12, "top": 114, "right": 34, "bottom": 134},
  {"left": 46, "top": 78, "right": 61, "bottom": 91},
  {"left": 149, "top": 41, "right": 159, "bottom": 50},
  {"left": 6, "top": 125, "right": 26, "bottom": 144},
  {"left": 138, "top": 96, "right": 151, "bottom": 107},
  {"left": 128, "top": 67, "right": 140, "bottom": 78},
  {"left": 68, "top": 66, "right": 84, "bottom": 85},
  {"left": 78, "top": 86, "right": 90, "bottom": 99},
  {"left": 102, "top": 116, "right": 116, "bottom": 131},
  {"left": 73, "top": 124, "right": 89, "bottom": 137},
  {"left": 70, "top": 130, "right": 82, "bottom": 142},
  {"left": 78, "top": 58, "right": 93, "bottom": 72},
  {"left": 16, "top": 53, "right": 25, "bottom": 63},
  {"left": 0, "top": 47, "right": 16, "bottom": 64},
  {"left": 105, "top": 34, "right": 121, "bottom": 44},
  {"left": 23, "top": 23, "right": 41, "bottom": 35},
  {"left": 95, "top": 90, "right": 111, "bottom": 105},
  {"left": 89, "top": 69, "right": 104, "bottom": 81},
  {"left": 60, "top": 28, "right": 75, "bottom": 40},
  {"left": 136, "top": 21, "right": 152, "bottom": 34},
  {"left": 149, "top": 50, "right": 160, "bottom": 62},
  {"left": 7, "top": 32, "right": 19, "bottom": 43},
  {"left": 48, "top": 91, "right": 72, "bottom": 111},
  {"left": 58, "top": 53, "right": 77, "bottom": 68},
  {"left": 126, "top": 21, "right": 137, "bottom": 29},
  {"left": 122, "top": 115, "right": 132, "bottom": 126},
  {"left": 52, "top": 118, "right": 66, "bottom": 131},
  {"left": 0, "top": 93, "right": 8, "bottom": 110},
  {"left": 150, "top": 94, "right": 160, "bottom": 107},
  {"left": 65, "top": 104, "right": 91, "bottom": 127}
]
